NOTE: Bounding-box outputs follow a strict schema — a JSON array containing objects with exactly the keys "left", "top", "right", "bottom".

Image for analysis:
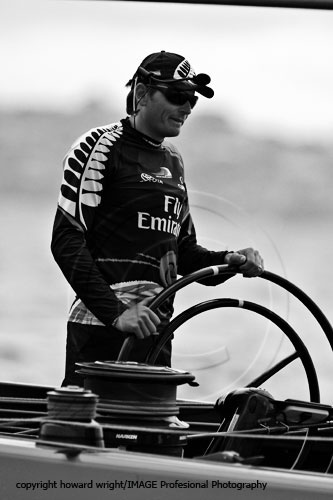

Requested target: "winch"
[
  {"left": 39, "top": 386, "right": 104, "bottom": 447},
  {"left": 76, "top": 361, "right": 197, "bottom": 417},
  {"left": 75, "top": 360, "right": 197, "bottom": 455}
]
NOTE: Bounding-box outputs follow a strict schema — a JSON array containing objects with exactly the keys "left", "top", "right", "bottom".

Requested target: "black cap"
[{"left": 127, "top": 51, "right": 214, "bottom": 99}]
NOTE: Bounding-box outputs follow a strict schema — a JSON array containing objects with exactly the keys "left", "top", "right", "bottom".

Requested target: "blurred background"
[{"left": 0, "top": 0, "right": 332, "bottom": 403}]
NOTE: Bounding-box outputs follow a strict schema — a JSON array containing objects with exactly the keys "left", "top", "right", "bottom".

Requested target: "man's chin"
[{"left": 165, "top": 126, "right": 182, "bottom": 138}]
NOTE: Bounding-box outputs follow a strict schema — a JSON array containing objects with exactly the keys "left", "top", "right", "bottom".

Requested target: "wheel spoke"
[{"left": 246, "top": 351, "right": 299, "bottom": 388}]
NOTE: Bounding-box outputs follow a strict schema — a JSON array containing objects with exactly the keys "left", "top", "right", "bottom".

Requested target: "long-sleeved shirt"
[{"left": 51, "top": 117, "right": 231, "bottom": 328}]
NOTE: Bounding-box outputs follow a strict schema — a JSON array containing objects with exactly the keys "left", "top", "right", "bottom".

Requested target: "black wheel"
[
  {"left": 145, "top": 297, "right": 320, "bottom": 401},
  {"left": 118, "top": 264, "right": 333, "bottom": 403}
]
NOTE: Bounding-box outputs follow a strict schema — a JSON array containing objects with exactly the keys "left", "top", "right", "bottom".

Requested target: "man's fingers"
[
  {"left": 134, "top": 319, "right": 151, "bottom": 339},
  {"left": 139, "top": 299, "right": 161, "bottom": 326},
  {"left": 225, "top": 252, "right": 247, "bottom": 265},
  {"left": 123, "top": 303, "right": 161, "bottom": 339},
  {"left": 240, "top": 251, "right": 264, "bottom": 276},
  {"left": 113, "top": 303, "right": 160, "bottom": 338},
  {"left": 225, "top": 249, "right": 264, "bottom": 277},
  {"left": 147, "top": 308, "right": 161, "bottom": 327},
  {"left": 138, "top": 313, "right": 160, "bottom": 338}
]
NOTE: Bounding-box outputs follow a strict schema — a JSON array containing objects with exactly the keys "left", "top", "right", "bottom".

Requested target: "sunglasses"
[{"left": 149, "top": 85, "right": 198, "bottom": 109}]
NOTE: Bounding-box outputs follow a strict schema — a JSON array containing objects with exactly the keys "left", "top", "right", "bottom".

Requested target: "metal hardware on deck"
[{"left": 39, "top": 386, "right": 104, "bottom": 448}]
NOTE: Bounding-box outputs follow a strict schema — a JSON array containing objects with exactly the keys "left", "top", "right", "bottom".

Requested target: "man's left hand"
[{"left": 224, "top": 248, "right": 264, "bottom": 277}]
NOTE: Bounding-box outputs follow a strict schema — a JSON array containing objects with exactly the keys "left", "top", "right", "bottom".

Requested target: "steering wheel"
[{"left": 117, "top": 265, "right": 333, "bottom": 403}]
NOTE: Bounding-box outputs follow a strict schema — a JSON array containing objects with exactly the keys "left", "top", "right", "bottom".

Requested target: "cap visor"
[
  {"left": 172, "top": 80, "right": 214, "bottom": 99},
  {"left": 195, "top": 85, "right": 214, "bottom": 98}
]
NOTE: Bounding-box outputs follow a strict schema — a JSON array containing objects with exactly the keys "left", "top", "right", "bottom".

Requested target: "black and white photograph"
[{"left": 1, "top": 0, "right": 333, "bottom": 498}]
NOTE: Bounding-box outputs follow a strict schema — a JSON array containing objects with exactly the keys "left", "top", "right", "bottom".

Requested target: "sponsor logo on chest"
[{"left": 141, "top": 173, "right": 163, "bottom": 184}]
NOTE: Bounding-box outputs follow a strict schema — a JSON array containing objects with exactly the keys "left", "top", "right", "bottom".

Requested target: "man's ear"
[{"left": 135, "top": 83, "right": 149, "bottom": 107}]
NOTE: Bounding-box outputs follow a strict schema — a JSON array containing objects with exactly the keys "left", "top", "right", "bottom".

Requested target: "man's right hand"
[{"left": 112, "top": 297, "right": 161, "bottom": 339}]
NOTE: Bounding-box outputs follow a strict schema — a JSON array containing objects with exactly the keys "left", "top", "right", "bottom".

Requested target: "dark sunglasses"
[{"left": 149, "top": 85, "right": 198, "bottom": 109}]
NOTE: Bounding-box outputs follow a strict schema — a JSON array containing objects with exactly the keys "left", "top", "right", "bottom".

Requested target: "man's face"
[{"left": 138, "top": 87, "right": 194, "bottom": 142}]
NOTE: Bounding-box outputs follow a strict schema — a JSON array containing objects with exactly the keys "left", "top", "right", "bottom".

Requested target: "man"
[{"left": 51, "top": 51, "right": 264, "bottom": 386}]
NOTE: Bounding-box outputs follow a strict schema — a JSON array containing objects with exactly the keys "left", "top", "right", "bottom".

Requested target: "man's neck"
[{"left": 128, "top": 115, "right": 164, "bottom": 145}]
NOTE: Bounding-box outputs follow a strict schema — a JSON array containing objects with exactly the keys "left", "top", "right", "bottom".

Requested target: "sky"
[{"left": 1, "top": 0, "right": 333, "bottom": 140}]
